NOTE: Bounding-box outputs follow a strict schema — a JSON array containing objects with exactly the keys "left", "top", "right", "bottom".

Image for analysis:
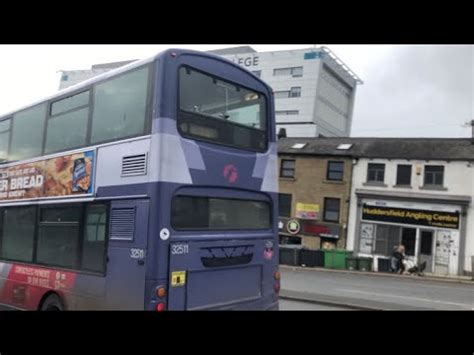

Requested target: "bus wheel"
[{"left": 40, "top": 294, "right": 64, "bottom": 311}]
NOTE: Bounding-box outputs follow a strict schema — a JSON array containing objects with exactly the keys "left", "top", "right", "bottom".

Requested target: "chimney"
[{"left": 277, "top": 128, "right": 287, "bottom": 140}]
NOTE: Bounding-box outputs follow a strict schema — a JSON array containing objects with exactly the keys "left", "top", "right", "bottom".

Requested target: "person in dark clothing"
[{"left": 391, "top": 245, "right": 406, "bottom": 274}]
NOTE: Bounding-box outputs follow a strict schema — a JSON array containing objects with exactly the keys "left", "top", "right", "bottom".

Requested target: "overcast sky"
[{"left": 0, "top": 45, "right": 472, "bottom": 138}]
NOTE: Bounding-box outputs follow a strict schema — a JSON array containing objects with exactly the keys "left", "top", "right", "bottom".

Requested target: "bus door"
[
  {"left": 104, "top": 200, "right": 149, "bottom": 310},
  {"left": 168, "top": 238, "right": 271, "bottom": 310}
]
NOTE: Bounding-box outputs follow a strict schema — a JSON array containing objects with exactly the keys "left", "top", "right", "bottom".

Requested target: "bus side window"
[{"left": 81, "top": 204, "right": 108, "bottom": 273}]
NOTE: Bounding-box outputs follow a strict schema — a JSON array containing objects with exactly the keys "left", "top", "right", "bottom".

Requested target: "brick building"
[{"left": 277, "top": 137, "right": 362, "bottom": 250}]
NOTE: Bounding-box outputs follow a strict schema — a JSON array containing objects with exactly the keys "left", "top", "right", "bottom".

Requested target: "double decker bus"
[{"left": 0, "top": 48, "right": 279, "bottom": 310}]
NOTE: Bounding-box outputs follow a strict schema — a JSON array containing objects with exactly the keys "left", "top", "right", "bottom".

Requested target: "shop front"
[
  {"left": 278, "top": 216, "right": 343, "bottom": 250},
  {"left": 354, "top": 196, "right": 468, "bottom": 276}
]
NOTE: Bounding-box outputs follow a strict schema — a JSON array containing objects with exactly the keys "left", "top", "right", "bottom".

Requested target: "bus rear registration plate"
[{"left": 171, "top": 271, "right": 186, "bottom": 287}]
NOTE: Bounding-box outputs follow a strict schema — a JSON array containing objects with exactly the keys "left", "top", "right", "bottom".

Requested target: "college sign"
[
  {"left": 362, "top": 204, "right": 460, "bottom": 230},
  {"left": 0, "top": 151, "right": 95, "bottom": 201}
]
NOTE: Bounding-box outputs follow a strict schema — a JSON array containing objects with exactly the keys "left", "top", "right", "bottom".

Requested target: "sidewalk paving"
[{"left": 279, "top": 264, "right": 474, "bottom": 285}]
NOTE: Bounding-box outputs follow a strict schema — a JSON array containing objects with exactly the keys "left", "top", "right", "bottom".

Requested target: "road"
[
  {"left": 279, "top": 299, "right": 347, "bottom": 310},
  {"left": 280, "top": 267, "right": 474, "bottom": 310}
]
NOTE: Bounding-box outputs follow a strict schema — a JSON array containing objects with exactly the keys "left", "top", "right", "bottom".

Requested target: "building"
[
  {"left": 277, "top": 137, "right": 361, "bottom": 250},
  {"left": 58, "top": 46, "right": 362, "bottom": 138},
  {"left": 344, "top": 138, "right": 474, "bottom": 277}
]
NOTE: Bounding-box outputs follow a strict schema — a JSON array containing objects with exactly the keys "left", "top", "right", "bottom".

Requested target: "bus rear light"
[
  {"left": 156, "top": 302, "right": 166, "bottom": 311},
  {"left": 274, "top": 271, "right": 281, "bottom": 280},
  {"left": 156, "top": 287, "right": 166, "bottom": 298},
  {"left": 170, "top": 52, "right": 177, "bottom": 58}
]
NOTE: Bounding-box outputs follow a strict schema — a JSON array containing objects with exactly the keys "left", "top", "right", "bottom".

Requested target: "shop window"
[
  {"left": 375, "top": 225, "right": 401, "bottom": 256},
  {"left": 420, "top": 231, "right": 434, "bottom": 255},
  {"left": 401, "top": 228, "right": 416, "bottom": 256}
]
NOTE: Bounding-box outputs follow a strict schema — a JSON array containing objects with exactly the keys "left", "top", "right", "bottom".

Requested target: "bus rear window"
[
  {"left": 178, "top": 67, "right": 267, "bottom": 152},
  {"left": 171, "top": 196, "right": 271, "bottom": 230}
]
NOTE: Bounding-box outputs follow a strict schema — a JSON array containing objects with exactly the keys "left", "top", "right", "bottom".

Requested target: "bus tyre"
[{"left": 40, "top": 294, "right": 64, "bottom": 311}]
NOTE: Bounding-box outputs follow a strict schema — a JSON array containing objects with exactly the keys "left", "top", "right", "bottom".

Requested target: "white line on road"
[{"left": 336, "top": 288, "right": 473, "bottom": 309}]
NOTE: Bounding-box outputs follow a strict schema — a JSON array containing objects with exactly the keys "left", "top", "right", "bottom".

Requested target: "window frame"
[
  {"left": 323, "top": 197, "right": 340, "bottom": 223},
  {"left": 424, "top": 165, "right": 444, "bottom": 187},
  {"left": 367, "top": 163, "right": 385, "bottom": 183},
  {"left": 176, "top": 64, "right": 269, "bottom": 153},
  {"left": 280, "top": 159, "right": 296, "bottom": 178},
  {"left": 327, "top": 161, "right": 344, "bottom": 181},
  {"left": 273, "top": 66, "right": 303, "bottom": 78}
]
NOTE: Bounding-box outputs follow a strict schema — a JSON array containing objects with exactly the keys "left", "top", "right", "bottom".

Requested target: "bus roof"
[{"left": 0, "top": 48, "right": 271, "bottom": 121}]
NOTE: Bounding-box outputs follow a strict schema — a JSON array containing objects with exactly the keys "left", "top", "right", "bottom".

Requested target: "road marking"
[{"left": 336, "top": 288, "right": 473, "bottom": 309}]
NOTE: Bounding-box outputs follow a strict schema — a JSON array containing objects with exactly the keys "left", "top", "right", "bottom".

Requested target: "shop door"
[
  {"left": 434, "top": 230, "right": 459, "bottom": 276},
  {"left": 401, "top": 228, "right": 416, "bottom": 257},
  {"left": 418, "top": 230, "right": 434, "bottom": 273}
]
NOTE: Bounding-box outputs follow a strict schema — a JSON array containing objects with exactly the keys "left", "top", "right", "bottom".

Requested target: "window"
[
  {"left": 275, "top": 110, "right": 299, "bottom": 115},
  {"left": 36, "top": 207, "right": 81, "bottom": 269},
  {"left": 171, "top": 196, "right": 271, "bottom": 230},
  {"left": 252, "top": 70, "right": 261, "bottom": 78},
  {"left": 1, "top": 207, "right": 36, "bottom": 262},
  {"left": 396, "top": 165, "right": 412, "bottom": 186},
  {"left": 323, "top": 198, "right": 340, "bottom": 222},
  {"left": 0, "top": 118, "right": 11, "bottom": 162},
  {"left": 367, "top": 163, "right": 385, "bottom": 183},
  {"left": 51, "top": 91, "right": 89, "bottom": 116},
  {"left": 374, "top": 225, "right": 400, "bottom": 256},
  {"left": 178, "top": 66, "right": 267, "bottom": 152},
  {"left": 424, "top": 165, "right": 444, "bottom": 186},
  {"left": 273, "top": 67, "right": 303, "bottom": 77},
  {"left": 91, "top": 67, "right": 149, "bottom": 144},
  {"left": 279, "top": 193, "right": 292, "bottom": 217},
  {"left": 401, "top": 228, "right": 416, "bottom": 256},
  {"left": 10, "top": 104, "right": 46, "bottom": 161},
  {"left": 420, "top": 231, "right": 433, "bottom": 255},
  {"left": 81, "top": 204, "right": 108, "bottom": 273},
  {"left": 280, "top": 159, "right": 295, "bottom": 178},
  {"left": 327, "top": 161, "right": 344, "bottom": 181},
  {"left": 290, "top": 87, "right": 301, "bottom": 98},
  {"left": 274, "top": 87, "right": 301, "bottom": 98}
]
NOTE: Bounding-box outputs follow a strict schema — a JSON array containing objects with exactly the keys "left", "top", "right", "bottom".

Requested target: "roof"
[
  {"left": 207, "top": 46, "right": 256, "bottom": 55},
  {"left": 278, "top": 137, "right": 474, "bottom": 161}
]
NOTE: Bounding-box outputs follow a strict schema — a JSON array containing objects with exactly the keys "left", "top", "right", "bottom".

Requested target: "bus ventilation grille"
[
  {"left": 121, "top": 153, "right": 148, "bottom": 177},
  {"left": 110, "top": 208, "right": 136, "bottom": 240}
]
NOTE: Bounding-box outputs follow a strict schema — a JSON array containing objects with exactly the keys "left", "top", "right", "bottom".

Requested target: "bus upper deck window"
[{"left": 178, "top": 67, "right": 268, "bottom": 152}]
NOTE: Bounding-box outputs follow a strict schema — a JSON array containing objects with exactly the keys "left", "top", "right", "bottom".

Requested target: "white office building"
[{"left": 58, "top": 46, "right": 362, "bottom": 138}]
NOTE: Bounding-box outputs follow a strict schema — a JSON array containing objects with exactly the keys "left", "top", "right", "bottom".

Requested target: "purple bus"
[{"left": 0, "top": 48, "right": 279, "bottom": 310}]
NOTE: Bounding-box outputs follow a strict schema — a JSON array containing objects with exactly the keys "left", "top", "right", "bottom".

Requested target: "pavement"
[{"left": 279, "top": 265, "right": 474, "bottom": 310}]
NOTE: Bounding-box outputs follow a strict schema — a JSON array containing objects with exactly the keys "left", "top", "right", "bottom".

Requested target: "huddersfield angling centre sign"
[{"left": 362, "top": 204, "right": 460, "bottom": 230}]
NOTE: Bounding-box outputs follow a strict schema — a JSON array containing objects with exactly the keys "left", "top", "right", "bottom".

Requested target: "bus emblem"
[{"left": 223, "top": 164, "right": 238, "bottom": 183}]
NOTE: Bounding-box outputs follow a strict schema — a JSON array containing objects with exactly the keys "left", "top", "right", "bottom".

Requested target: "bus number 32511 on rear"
[{"left": 171, "top": 244, "right": 189, "bottom": 255}]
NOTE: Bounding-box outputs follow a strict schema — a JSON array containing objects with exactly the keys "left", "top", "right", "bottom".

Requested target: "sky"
[{"left": 0, "top": 45, "right": 472, "bottom": 138}]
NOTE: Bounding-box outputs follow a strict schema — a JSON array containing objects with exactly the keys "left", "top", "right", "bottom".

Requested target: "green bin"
[
  {"left": 324, "top": 249, "right": 350, "bottom": 270},
  {"left": 357, "top": 257, "right": 373, "bottom": 272}
]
